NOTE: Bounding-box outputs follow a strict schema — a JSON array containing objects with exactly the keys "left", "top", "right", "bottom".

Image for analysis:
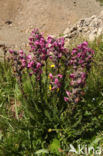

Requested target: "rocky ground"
[{"left": 0, "top": 0, "right": 102, "bottom": 50}]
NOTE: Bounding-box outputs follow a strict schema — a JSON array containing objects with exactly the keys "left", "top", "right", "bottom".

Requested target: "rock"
[
  {"left": 5, "top": 20, "right": 12, "bottom": 25},
  {"left": 63, "top": 11, "right": 103, "bottom": 43},
  {"left": 63, "top": 28, "right": 70, "bottom": 35},
  {"left": 89, "top": 33, "right": 96, "bottom": 41},
  {"left": 64, "top": 39, "right": 70, "bottom": 48},
  {"left": 97, "top": 27, "right": 103, "bottom": 37}
]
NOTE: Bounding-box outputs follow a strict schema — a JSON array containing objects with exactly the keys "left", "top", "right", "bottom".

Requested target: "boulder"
[{"left": 63, "top": 11, "right": 103, "bottom": 42}]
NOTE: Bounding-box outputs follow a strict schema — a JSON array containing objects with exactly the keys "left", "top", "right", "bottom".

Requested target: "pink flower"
[
  {"left": 81, "top": 72, "right": 86, "bottom": 80},
  {"left": 27, "top": 54, "right": 32, "bottom": 60},
  {"left": 66, "top": 91, "right": 71, "bottom": 97},
  {"left": 64, "top": 97, "right": 69, "bottom": 102},
  {"left": 51, "top": 86, "right": 56, "bottom": 91},
  {"left": 77, "top": 52, "right": 81, "bottom": 57},
  {"left": 82, "top": 41, "right": 88, "bottom": 46},
  {"left": 58, "top": 53, "right": 62, "bottom": 58},
  {"left": 33, "top": 69, "right": 37, "bottom": 73},
  {"left": 21, "top": 59, "right": 26, "bottom": 67},
  {"left": 79, "top": 60, "right": 84, "bottom": 64},
  {"left": 35, "top": 41, "right": 39, "bottom": 45},
  {"left": 87, "top": 55, "right": 92, "bottom": 59},
  {"left": 19, "top": 50, "right": 24, "bottom": 58},
  {"left": 77, "top": 79, "right": 82, "bottom": 84},
  {"left": 41, "top": 54, "right": 46, "bottom": 60},
  {"left": 70, "top": 73, "right": 75, "bottom": 79},
  {"left": 29, "top": 37, "right": 33, "bottom": 41},
  {"left": 42, "top": 48, "right": 46, "bottom": 54},
  {"left": 19, "top": 50, "right": 24, "bottom": 54},
  {"left": 91, "top": 49, "right": 94, "bottom": 55},
  {"left": 54, "top": 78, "right": 59, "bottom": 85},
  {"left": 27, "top": 61, "right": 34, "bottom": 68},
  {"left": 58, "top": 74, "right": 63, "bottom": 79},
  {"left": 70, "top": 60, "right": 74, "bottom": 65},
  {"left": 72, "top": 49, "right": 77, "bottom": 55},
  {"left": 9, "top": 49, "right": 14, "bottom": 54},
  {"left": 49, "top": 73, "right": 53, "bottom": 79},
  {"left": 77, "top": 44, "right": 82, "bottom": 49},
  {"left": 57, "top": 82, "right": 61, "bottom": 88},
  {"left": 54, "top": 41, "right": 58, "bottom": 47},
  {"left": 70, "top": 80, "right": 75, "bottom": 86},
  {"left": 36, "top": 62, "right": 41, "bottom": 69},
  {"left": 47, "top": 35, "right": 53, "bottom": 43},
  {"left": 35, "top": 34, "right": 39, "bottom": 38}
]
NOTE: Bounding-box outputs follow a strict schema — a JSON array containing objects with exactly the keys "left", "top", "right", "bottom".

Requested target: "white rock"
[
  {"left": 89, "top": 33, "right": 96, "bottom": 41},
  {"left": 63, "top": 28, "right": 70, "bottom": 35},
  {"left": 63, "top": 11, "right": 103, "bottom": 42},
  {"left": 97, "top": 27, "right": 103, "bottom": 37}
]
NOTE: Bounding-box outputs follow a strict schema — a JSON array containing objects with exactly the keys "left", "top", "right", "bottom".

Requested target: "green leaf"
[
  {"left": 35, "top": 149, "right": 49, "bottom": 155},
  {"left": 49, "top": 138, "right": 60, "bottom": 154},
  {"left": 90, "top": 136, "right": 102, "bottom": 147}
]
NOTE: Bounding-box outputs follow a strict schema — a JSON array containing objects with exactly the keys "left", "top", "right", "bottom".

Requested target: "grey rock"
[{"left": 63, "top": 11, "right": 103, "bottom": 43}]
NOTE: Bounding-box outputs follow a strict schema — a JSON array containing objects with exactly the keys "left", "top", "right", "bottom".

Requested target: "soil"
[{"left": 0, "top": 0, "right": 102, "bottom": 50}]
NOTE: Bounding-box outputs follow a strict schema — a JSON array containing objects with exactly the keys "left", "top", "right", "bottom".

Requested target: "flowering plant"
[
  {"left": 8, "top": 29, "right": 95, "bottom": 152},
  {"left": 9, "top": 29, "right": 94, "bottom": 113},
  {"left": 3, "top": 29, "right": 103, "bottom": 156}
]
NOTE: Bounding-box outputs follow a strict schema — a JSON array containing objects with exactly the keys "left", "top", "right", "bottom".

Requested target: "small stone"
[{"left": 5, "top": 20, "right": 12, "bottom": 25}]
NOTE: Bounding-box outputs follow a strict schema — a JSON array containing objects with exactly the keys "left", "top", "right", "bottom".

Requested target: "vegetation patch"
[{"left": 0, "top": 29, "right": 103, "bottom": 155}]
